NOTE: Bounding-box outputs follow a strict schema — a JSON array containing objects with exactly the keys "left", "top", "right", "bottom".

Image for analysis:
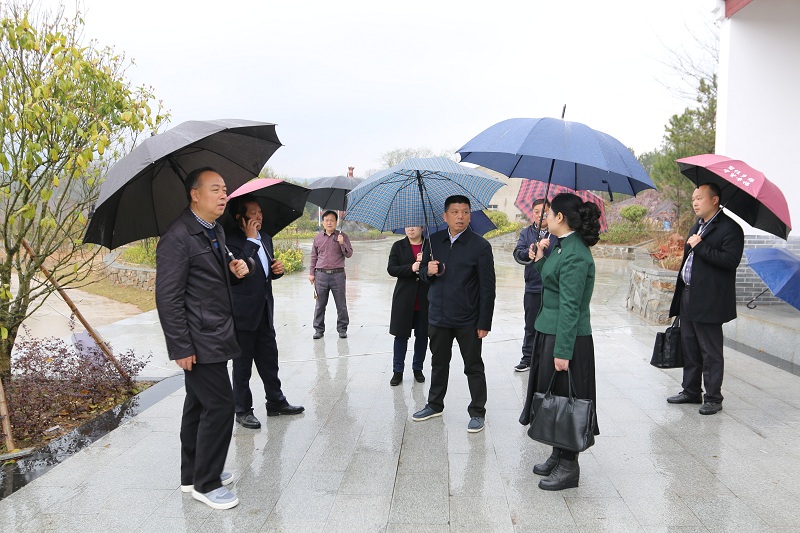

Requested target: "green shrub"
[
  {"left": 484, "top": 210, "right": 524, "bottom": 240},
  {"left": 620, "top": 205, "right": 648, "bottom": 224},
  {"left": 119, "top": 240, "right": 157, "bottom": 267},
  {"left": 599, "top": 221, "right": 652, "bottom": 245},
  {"left": 274, "top": 242, "right": 304, "bottom": 274},
  {"left": 486, "top": 210, "right": 509, "bottom": 227}
]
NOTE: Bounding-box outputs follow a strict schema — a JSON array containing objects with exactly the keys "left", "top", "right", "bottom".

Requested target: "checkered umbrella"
[
  {"left": 344, "top": 157, "right": 505, "bottom": 232},
  {"left": 515, "top": 180, "right": 608, "bottom": 232}
]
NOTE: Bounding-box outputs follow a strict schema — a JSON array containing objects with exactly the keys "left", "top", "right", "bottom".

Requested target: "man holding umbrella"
[
  {"left": 156, "top": 167, "right": 249, "bottom": 510},
  {"left": 666, "top": 183, "right": 744, "bottom": 415},
  {"left": 412, "top": 195, "right": 496, "bottom": 433},
  {"left": 226, "top": 195, "right": 304, "bottom": 429}
]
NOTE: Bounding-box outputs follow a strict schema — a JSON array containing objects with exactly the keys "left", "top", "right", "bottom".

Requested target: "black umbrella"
[
  {"left": 307, "top": 175, "right": 363, "bottom": 211},
  {"left": 84, "top": 119, "right": 282, "bottom": 249}
]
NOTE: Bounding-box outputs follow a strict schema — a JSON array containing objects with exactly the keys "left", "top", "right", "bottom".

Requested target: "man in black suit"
[
  {"left": 667, "top": 182, "right": 744, "bottom": 415},
  {"left": 226, "top": 196, "right": 304, "bottom": 429},
  {"left": 156, "top": 167, "right": 250, "bottom": 510}
]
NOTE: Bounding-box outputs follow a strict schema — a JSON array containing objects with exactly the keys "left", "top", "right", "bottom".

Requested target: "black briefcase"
[{"left": 651, "top": 316, "right": 683, "bottom": 368}]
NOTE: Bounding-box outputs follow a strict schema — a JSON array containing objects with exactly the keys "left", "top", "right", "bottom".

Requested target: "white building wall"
[{"left": 716, "top": 0, "right": 800, "bottom": 236}]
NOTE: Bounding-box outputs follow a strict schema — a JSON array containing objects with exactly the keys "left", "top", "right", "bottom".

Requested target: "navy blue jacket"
[
  {"left": 420, "top": 228, "right": 496, "bottom": 330},
  {"left": 513, "top": 224, "right": 559, "bottom": 293}
]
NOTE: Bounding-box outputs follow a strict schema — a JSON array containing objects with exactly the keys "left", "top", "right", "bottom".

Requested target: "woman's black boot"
[
  {"left": 532, "top": 448, "right": 560, "bottom": 476},
  {"left": 538, "top": 458, "right": 580, "bottom": 491}
]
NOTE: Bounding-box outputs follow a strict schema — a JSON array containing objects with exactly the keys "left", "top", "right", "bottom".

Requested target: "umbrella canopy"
[
  {"left": 457, "top": 117, "right": 655, "bottom": 198},
  {"left": 307, "top": 175, "right": 364, "bottom": 211},
  {"left": 745, "top": 248, "right": 800, "bottom": 311},
  {"left": 84, "top": 119, "right": 282, "bottom": 249},
  {"left": 515, "top": 181, "right": 608, "bottom": 232},
  {"left": 392, "top": 209, "right": 497, "bottom": 236},
  {"left": 676, "top": 154, "right": 792, "bottom": 240},
  {"left": 344, "top": 157, "right": 505, "bottom": 232},
  {"left": 219, "top": 178, "right": 310, "bottom": 237}
]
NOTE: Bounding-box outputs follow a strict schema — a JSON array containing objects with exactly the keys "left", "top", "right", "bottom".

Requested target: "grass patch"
[{"left": 78, "top": 272, "right": 156, "bottom": 312}]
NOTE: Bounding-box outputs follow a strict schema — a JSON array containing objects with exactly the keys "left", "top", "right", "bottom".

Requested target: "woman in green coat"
[{"left": 521, "top": 193, "right": 601, "bottom": 491}]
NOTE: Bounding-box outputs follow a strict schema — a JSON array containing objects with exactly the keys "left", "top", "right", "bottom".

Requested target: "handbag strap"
[{"left": 566, "top": 368, "right": 578, "bottom": 401}]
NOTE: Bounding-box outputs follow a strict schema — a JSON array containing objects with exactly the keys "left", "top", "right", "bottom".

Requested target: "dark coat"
[
  {"left": 669, "top": 210, "right": 744, "bottom": 324},
  {"left": 155, "top": 208, "right": 240, "bottom": 364},
  {"left": 226, "top": 228, "right": 283, "bottom": 332},
  {"left": 513, "top": 225, "right": 559, "bottom": 293},
  {"left": 387, "top": 237, "right": 429, "bottom": 337},
  {"left": 420, "top": 228, "right": 495, "bottom": 331}
]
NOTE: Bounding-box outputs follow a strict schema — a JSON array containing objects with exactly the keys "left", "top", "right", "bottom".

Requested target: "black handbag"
[
  {"left": 527, "top": 369, "right": 595, "bottom": 453},
  {"left": 650, "top": 316, "right": 683, "bottom": 368}
]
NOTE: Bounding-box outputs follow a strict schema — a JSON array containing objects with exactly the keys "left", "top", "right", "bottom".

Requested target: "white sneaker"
[
  {"left": 181, "top": 471, "right": 234, "bottom": 493},
  {"left": 191, "top": 486, "right": 239, "bottom": 510}
]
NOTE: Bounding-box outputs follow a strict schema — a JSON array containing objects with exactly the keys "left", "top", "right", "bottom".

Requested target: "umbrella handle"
[{"left": 746, "top": 288, "right": 769, "bottom": 309}]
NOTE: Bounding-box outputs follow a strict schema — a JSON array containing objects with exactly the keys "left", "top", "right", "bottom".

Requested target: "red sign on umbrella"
[
  {"left": 677, "top": 154, "right": 792, "bottom": 239},
  {"left": 515, "top": 180, "right": 607, "bottom": 232}
]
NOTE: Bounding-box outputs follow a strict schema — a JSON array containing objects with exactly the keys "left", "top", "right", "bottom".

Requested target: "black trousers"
[
  {"left": 680, "top": 288, "right": 725, "bottom": 403},
  {"left": 520, "top": 292, "right": 542, "bottom": 365},
  {"left": 427, "top": 324, "right": 487, "bottom": 418},
  {"left": 180, "top": 361, "right": 234, "bottom": 493},
  {"left": 232, "top": 307, "right": 286, "bottom": 414}
]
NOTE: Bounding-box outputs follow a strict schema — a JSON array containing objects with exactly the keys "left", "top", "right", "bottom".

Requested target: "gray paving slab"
[{"left": 3, "top": 237, "right": 800, "bottom": 531}]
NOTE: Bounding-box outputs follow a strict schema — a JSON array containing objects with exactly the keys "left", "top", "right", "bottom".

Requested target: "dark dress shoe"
[
  {"left": 235, "top": 413, "right": 261, "bottom": 429},
  {"left": 538, "top": 458, "right": 580, "bottom": 491},
  {"left": 667, "top": 392, "right": 703, "bottom": 404},
  {"left": 699, "top": 402, "right": 722, "bottom": 415},
  {"left": 413, "top": 370, "right": 425, "bottom": 383},
  {"left": 266, "top": 403, "right": 305, "bottom": 417},
  {"left": 313, "top": 332, "right": 323, "bottom": 339},
  {"left": 533, "top": 449, "right": 560, "bottom": 476},
  {"left": 338, "top": 331, "right": 347, "bottom": 338},
  {"left": 390, "top": 372, "right": 403, "bottom": 386}
]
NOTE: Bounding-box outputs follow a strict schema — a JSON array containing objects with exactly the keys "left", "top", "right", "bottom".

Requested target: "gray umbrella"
[
  {"left": 307, "top": 175, "right": 363, "bottom": 211},
  {"left": 84, "top": 119, "right": 282, "bottom": 249}
]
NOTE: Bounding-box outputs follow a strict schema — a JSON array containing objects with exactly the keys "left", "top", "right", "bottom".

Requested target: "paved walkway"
[{"left": 3, "top": 237, "right": 800, "bottom": 532}]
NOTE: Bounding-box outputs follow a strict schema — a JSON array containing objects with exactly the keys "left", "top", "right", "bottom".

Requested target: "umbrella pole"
[
  {"left": 416, "top": 172, "right": 436, "bottom": 262},
  {"left": 21, "top": 239, "right": 133, "bottom": 386},
  {"left": 746, "top": 288, "right": 769, "bottom": 309}
]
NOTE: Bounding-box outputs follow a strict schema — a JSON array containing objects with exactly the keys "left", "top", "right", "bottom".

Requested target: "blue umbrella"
[
  {"left": 457, "top": 117, "right": 655, "bottom": 200},
  {"left": 392, "top": 209, "right": 497, "bottom": 236},
  {"left": 344, "top": 157, "right": 505, "bottom": 232},
  {"left": 744, "top": 248, "right": 800, "bottom": 311}
]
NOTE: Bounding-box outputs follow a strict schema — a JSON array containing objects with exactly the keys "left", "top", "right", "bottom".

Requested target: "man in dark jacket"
[
  {"left": 666, "top": 182, "right": 744, "bottom": 415},
  {"left": 226, "top": 196, "right": 304, "bottom": 429},
  {"left": 412, "top": 195, "right": 496, "bottom": 433},
  {"left": 512, "top": 198, "right": 558, "bottom": 372},
  {"left": 156, "top": 167, "right": 250, "bottom": 510}
]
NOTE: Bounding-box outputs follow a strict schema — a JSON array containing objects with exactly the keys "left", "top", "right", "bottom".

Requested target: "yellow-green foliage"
[
  {"left": 274, "top": 243, "right": 303, "bottom": 274},
  {"left": 484, "top": 210, "right": 524, "bottom": 240},
  {"left": 119, "top": 241, "right": 157, "bottom": 268}
]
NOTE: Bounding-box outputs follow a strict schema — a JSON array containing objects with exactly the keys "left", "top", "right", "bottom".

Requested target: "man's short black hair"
[
  {"left": 185, "top": 167, "right": 219, "bottom": 202},
  {"left": 444, "top": 195, "right": 471, "bottom": 210},
  {"left": 700, "top": 182, "right": 722, "bottom": 200},
  {"left": 322, "top": 210, "right": 338, "bottom": 221},
  {"left": 532, "top": 198, "right": 550, "bottom": 209}
]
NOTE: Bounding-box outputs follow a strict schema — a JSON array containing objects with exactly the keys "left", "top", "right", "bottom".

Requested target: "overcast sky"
[{"left": 38, "top": 0, "right": 717, "bottom": 180}]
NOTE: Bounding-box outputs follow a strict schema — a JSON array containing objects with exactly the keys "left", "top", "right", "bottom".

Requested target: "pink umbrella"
[
  {"left": 515, "top": 180, "right": 607, "bottom": 232},
  {"left": 219, "top": 178, "right": 310, "bottom": 237},
  {"left": 677, "top": 154, "right": 792, "bottom": 239}
]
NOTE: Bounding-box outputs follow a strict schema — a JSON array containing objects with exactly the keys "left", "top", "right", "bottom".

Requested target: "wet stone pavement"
[{"left": 3, "top": 236, "right": 800, "bottom": 532}]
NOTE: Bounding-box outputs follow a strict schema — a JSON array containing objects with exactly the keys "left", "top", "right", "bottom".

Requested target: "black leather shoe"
[
  {"left": 413, "top": 370, "right": 425, "bottom": 383},
  {"left": 338, "top": 331, "right": 347, "bottom": 338},
  {"left": 390, "top": 372, "right": 403, "bottom": 386},
  {"left": 699, "top": 402, "right": 722, "bottom": 415},
  {"left": 266, "top": 403, "right": 305, "bottom": 417},
  {"left": 667, "top": 392, "right": 703, "bottom": 404},
  {"left": 538, "top": 458, "right": 580, "bottom": 491},
  {"left": 235, "top": 413, "right": 261, "bottom": 429},
  {"left": 533, "top": 449, "right": 560, "bottom": 476},
  {"left": 313, "top": 332, "right": 323, "bottom": 339}
]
